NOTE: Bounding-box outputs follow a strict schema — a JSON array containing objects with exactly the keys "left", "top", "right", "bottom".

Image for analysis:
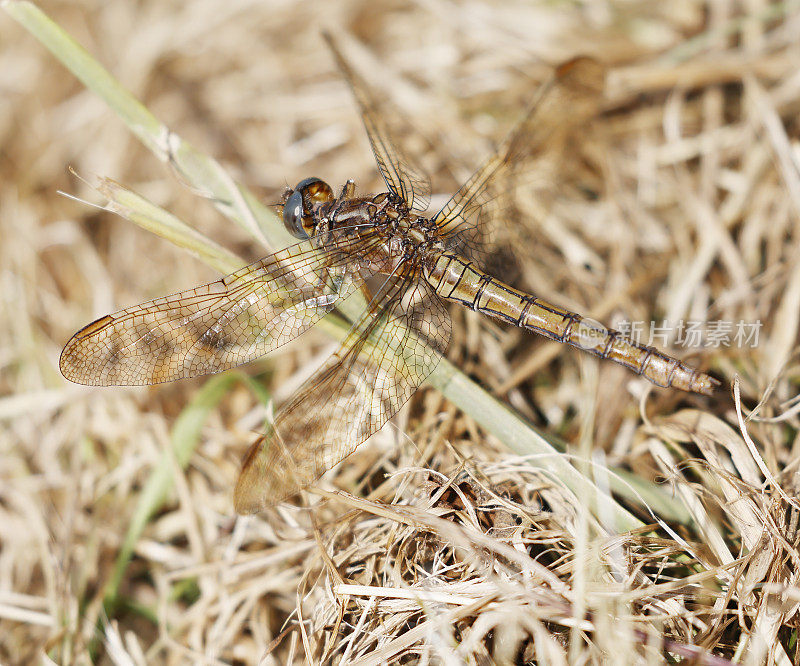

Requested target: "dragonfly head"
[{"left": 282, "top": 177, "right": 334, "bottom": 239}]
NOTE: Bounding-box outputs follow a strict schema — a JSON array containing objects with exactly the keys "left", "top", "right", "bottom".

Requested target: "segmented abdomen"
[{"left": 425, "top": 252, "right": 718, "bottom": 395}]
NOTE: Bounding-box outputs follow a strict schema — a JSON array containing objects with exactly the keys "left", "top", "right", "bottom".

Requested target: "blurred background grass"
[{"left": 2, "top": 0, "right": 800, "bottom": 663}]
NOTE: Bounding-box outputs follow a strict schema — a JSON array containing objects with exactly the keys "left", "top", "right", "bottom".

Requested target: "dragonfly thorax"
[{"left": 295, "top": 183, "right": 439, "bottom": 275}]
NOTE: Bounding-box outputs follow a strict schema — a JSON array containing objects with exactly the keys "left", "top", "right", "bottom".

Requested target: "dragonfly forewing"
[{"left": 59, "top": 236, "right": 369, "bottom": 386}]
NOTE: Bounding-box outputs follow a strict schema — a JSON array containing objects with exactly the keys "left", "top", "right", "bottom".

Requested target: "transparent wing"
[
  {"left": 59, "top": 232, "right": 381, "bottom": 386},
  {"left": 234, "top": 267, "right": 451, "bottom": 512},
  {"left": 432, "top": 57, "right": 606, "bottom": 259},
  {"left": 324, "top": 32, "right": 431, "bottom": 213}
]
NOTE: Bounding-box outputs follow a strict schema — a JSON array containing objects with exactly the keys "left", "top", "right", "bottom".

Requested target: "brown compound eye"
[{"left": 282, "top": 177, "right": 334, "bottom": 239}]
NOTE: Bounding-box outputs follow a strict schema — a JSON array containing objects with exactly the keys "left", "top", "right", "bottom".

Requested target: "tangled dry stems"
[{"left": 1, "top": 0, "right": 800, "bottom": 663}]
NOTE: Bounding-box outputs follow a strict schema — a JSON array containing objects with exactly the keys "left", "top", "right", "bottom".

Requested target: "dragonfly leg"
[{"left": 337, "top": 179, "right": 356, "bottom": 202}]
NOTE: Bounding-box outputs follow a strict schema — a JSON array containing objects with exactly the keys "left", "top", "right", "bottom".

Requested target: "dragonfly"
[{"left": 60, "top": 42, "right": 718, "bottom": 513}]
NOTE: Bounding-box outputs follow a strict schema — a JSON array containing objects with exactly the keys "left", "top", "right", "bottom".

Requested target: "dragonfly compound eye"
[
  {"left": 283, "top": 178, "right": 334, "bottom": 239},
  {"left": 282, "top": 189, "right": 307, "bottom": 239}
]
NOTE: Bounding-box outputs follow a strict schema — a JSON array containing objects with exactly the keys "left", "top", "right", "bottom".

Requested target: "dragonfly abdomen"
[{"left": 425, "top": 252, "right": 718, "bottom": 395}]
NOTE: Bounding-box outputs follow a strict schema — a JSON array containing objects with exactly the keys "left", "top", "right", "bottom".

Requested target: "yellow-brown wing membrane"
[
  {"left": 432, "top": 57, "right": 606, "bottom": 257},
  {"left": 324, "top": 32, "right": 431, "bottom": 213},
  {"left": 234, "top": 269, "right": 450, "bottom": 513},
  {"left": 59, "top": 234, "right": 377, "bottom": 386}
]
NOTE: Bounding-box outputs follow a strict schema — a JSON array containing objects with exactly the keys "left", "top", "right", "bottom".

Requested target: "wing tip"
[
  {"left": 59, "top": 337, "right": 92, "bottom": 386},
  {"left": 59, "top": 314, "right": 119, "bottom": 385},
  {"left": 233, "top": 431, "right": 321, "bottom": 514},
  {"left": 554, "top": 56, "right": 606, "bottom": 95},
  {"left": 234, "top": 435, "right": 279, "bottom": 514}
]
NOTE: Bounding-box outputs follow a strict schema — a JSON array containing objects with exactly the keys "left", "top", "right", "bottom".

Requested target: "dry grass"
[{"left": 2, "top": 0, "right": 800, "bottom": 664}]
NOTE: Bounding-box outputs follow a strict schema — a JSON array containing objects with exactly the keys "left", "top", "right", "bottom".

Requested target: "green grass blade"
[
  {"left": 91, "top": 176, "right": 244, "bottom": 275},
  {"left": 105, "top": 373, "right": 239, "bottom": 607},
  {"left": 3, "top": 0, "right": 284, "bottom": 248},
  {"left": 429, "top": 361, "right": 642, "bottom": 531}
]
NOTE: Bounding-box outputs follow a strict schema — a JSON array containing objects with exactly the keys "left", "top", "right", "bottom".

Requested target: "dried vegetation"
[{"left": 1, "top": 0, "right": 800, "bottom": 663}]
